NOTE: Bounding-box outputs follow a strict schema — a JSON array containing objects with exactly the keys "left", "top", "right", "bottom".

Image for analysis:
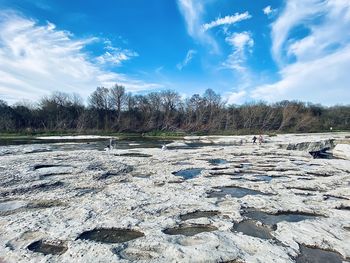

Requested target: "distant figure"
[
  {"left": 252, "top": 136, "right": 257, "bottom": 144},
  {"left": 162, "top": 144, "right": 167, "bottom": 151},
  {"left": 258, "top": 134, "right": 264, "bottom": 145},
  {"left": 109, "top": 138, "right": 113, "bottom": 150},
  {"left": 105, "top": 139, "right": 114, "bottom": 151}
]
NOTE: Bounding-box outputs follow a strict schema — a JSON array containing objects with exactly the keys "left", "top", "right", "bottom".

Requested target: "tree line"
[{"left": 0, "top": 84, "right": 349, "bottom": 134}]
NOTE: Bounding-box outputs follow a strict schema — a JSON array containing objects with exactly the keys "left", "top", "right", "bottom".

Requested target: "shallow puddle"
[
  {"left": 0, "top": 200, "right": 28, "bottom": 212},
  {"left": 173, "top": 168, "right": 203, "bottom": 180},
  {"left": 208, "top": 186, "right": 270, "bottom": 198},
  {"left": 209, "top": 159, "right": 228, "bottom": 165},
  {"left": 180, "top": 211, "right": 219, "bottom": 221},
  {"left": 241, "top": 163, "right": 252, "bottom": 169},
  {"left": 233, "top": 220, "right": 273, "bottom": 240},
  {"left": 27, "top": 240, "right": 67, "bottom": 255},
  {"left": 77, "top": 228, "right": 144, "bottom": 244},
  {"left": 324, "top": 195, "right": 349, "bottom": 201},
  {"left": 242, "top": 209, "right": 319, "bottom": 226},
  {"left": 296, "top": 245, "right": 343, "bottom": 263},
  {"left": 163, "top": 225, "right": 217, "bottom": 236}
]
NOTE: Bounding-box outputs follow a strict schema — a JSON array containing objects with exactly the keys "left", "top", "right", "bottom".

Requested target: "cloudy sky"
[{"left": 0, "top": 0, "right": 349, "bottom": 105}]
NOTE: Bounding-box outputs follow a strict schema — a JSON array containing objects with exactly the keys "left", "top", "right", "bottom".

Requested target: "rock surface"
[
  {"left": 333, "top": 144, "right": 350, "bottom": 160},
  {"left": 0, "top": 133, "right": 349, "bottom": 262}
]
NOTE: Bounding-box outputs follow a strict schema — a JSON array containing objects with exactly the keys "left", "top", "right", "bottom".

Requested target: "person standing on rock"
[{"left": 252, "top": 136, "right": 257, "bottom": 144}]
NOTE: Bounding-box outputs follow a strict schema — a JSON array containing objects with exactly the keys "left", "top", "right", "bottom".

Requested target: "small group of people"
[{"left": 252, "top": 134, "right": 264, "bottom": 145}]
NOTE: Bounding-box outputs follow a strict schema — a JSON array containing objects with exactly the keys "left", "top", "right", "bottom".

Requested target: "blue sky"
[{"left": 0, "top": 0, "right": 349, "bottom": 105}]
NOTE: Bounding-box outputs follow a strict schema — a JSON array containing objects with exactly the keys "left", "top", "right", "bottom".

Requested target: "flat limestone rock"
[
  {"left": 0, "top": 132, "right": 349, "bottom": 262},
  {"left": 333, "top": 144, "right": 350, "bottom": 160}
]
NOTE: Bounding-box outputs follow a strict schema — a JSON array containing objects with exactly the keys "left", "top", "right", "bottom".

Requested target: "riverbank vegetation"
[{"left": 1, "top": 85, "right": 349, "bottom": 135}]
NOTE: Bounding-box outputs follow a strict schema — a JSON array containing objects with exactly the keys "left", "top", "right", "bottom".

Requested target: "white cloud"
[
  {"left": 176, "top": 0, "right": 218, "bottom": 52},
  {"left": 0, "top": 11, "right": 161, "bottom": 103},
  {"left": 225, "top": 90, "right": 247, "bottom": 104},
  {"left": 263, "top": 6, "right": 277, "bottom": 16},
  {"left": 203, "top": 12, "right": 251, "bottom": 31},
  {"left": 177, "top": 49, "right": 196, "bottom": 70},
  {"left": 223, "top": 32, "right": 254, "bottom": 72},
  {"left": 251, "top": 45, "right": 350, "bottom": 105},
  {"left": 252, "top": 0, "right": 350, "bottom": 105}
]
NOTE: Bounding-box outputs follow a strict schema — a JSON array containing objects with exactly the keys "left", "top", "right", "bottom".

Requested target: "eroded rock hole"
[
  {"left": 173, "top": 168, "right": 203, "bottom": 180},
  {"left": 162, "top": 225, "right": 217, "bottom": 236},
  {"left": 209, "top": 159, "right": 228, "bottom": 165},
  {"left": 77, "top": 228, "right": 144, "bottom": 244},
  {"left": 296, "top": 245, "right": 343, "bottom": 263},
  {"left": 208, "top": 186, "right": 271, "bottom": 198},
  {"left": 180, "top": 211, "right": 219, "bottom": 221},
  {"left": 232, "top": 220, "right": 273, "bottom": 240},
  {"left": 242, "top": 209, "right": 321, "bottom": 226},
  {"left": 27, "top": 240, "right": 67, "bottom": 255}
]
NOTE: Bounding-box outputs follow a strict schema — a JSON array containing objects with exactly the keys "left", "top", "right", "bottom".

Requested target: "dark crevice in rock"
[
  {"left": 0, "top": 181, "right": 64, "bottom": 197},
  {"left": 335, "top": 205, "right": 350, "bottom": 211},
  {"left": 287, "top": 186, "right": 325, "bottom": 192},
  {"left": 210, "top": 167, "right": 229, "bottom": 171},
  {"left": 33, "top": 164, "right": 71, "bottom": 170},
  {"left": 98, "top": 166, "right": 133, "bottom": 180},
  {"left": 118, "top": 153, "right": 152, "bottom": 157}
]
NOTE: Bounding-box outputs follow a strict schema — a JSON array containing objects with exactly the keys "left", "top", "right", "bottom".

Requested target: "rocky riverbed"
[{"left": 0, "top": 133, "right": 349, "bottom": 263}]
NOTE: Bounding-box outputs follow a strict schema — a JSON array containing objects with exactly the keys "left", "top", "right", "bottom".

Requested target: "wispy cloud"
[
  {"left": 271, "top": 0, "right": 325, "bottom": 65},
  {"left": 252, "top": 0, "right": 350, "bottom": 105},
  {"left": 0, "top": 11, "right": 161, "bottom": 103},
  {"left": 223, "top": 32, "right": 254, "bottom": 72},
  {"left": 176, "top": 0, "right": 218, "bottom": 52},
  {"left": 96, "top": 42, "right": 138, "bottom": 66},
  {"left": 177, "top": 49, "right": 196, "bottom": 70},
  {"left": 222, "top": 32, "right": 254, "bottom": 103},
  {"left": 202, "top": 12, "right": 251, "bottom": 31}
]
